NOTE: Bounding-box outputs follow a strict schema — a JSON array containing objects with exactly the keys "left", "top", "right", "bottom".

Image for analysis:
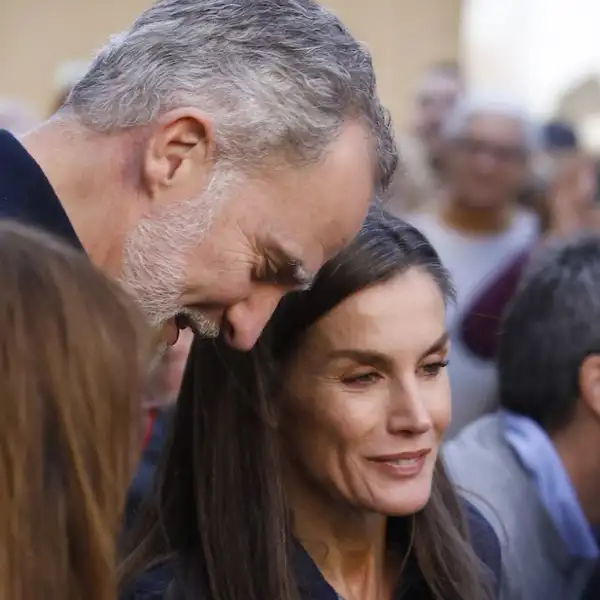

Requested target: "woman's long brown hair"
[
  {"left": 121, "top": 210, "right": 493, "bottom": 600},
  {"left": 0, "top": 222, "right": 150, "bottom": 600}
]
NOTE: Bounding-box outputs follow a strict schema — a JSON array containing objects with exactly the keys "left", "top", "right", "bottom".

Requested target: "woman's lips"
[{"left": 367, "top": 449, "right": 431, "bottom": 478}]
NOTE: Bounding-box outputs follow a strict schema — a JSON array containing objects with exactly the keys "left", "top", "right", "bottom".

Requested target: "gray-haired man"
[{"left": 0, "top": 0, "right": 396, "bottom": 350}]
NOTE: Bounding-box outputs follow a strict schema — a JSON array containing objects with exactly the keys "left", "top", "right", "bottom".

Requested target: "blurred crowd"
[
  {"left": 2, "top": 2, "right": 600, "bottom": 600},
  {"left": 390, "top": 62, "right": 600, "bottom": 434},
  {"left": 388, "top": 60, "right": 600, "bottom": 599}
]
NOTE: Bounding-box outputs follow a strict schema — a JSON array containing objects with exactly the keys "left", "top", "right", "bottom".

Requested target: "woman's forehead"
[{"left": 297, "top": 270, "right": 446, "bottom": 358}]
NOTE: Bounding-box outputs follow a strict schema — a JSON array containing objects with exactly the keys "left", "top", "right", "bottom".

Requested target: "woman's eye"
[
  {"left": 419, "top": 360, "right": 449, "bottom": 379},
  {"left": 341, "top": 371, "right": 381, "bottom": 387}
]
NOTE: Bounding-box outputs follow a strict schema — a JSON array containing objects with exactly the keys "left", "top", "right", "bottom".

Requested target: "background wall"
[
  {"left": 0, "top": 0, "right": 461, "bottom": 131},
  {"left": 463, "top": 0, "right": 600, "bottom": 149},
  {"left": 324, "top": 0, "right": 462, "bottom": 130}
]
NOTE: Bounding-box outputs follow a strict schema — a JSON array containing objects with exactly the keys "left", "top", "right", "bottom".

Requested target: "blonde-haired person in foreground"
[{"left": 0, "top": 222, "right": 151, "bottom": 600}]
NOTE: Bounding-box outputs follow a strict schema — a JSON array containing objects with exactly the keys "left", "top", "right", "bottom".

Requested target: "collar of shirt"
[
  {"left": 0, "top": 129, "right": 82, "bottom": 250},
  {"left": 502, "top": 409, "right": 599, "bottom": 560}
]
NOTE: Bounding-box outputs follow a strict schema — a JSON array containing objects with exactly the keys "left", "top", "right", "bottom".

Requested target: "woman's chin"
[{"left": 363, "top": 484, "right": 433, "bottom": 517}]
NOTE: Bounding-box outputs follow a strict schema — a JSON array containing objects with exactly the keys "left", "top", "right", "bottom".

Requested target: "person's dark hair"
[
  {"left": 542, "top": 121, "right": 579, "bottom": 152},
  {"left": 499, "top": 234, "right": 600, "bottom": 432},
  {"left": 120, "top": 209, "right": 492, "bottom": 600},
  {"left": 0, "top": 221, "right": 151, "bottom": 600}
]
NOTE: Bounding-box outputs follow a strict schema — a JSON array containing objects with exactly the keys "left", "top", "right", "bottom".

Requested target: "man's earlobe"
[{"left": 579, "top": 354, "right": 600, "bottom": 420}]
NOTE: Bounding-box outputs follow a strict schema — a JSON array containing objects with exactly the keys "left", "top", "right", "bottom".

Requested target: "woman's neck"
[
  {"left": 440, "top": 194, "right": 514, "bottom": 235},
  {"left": 286, "top": 474, "right": 397, "bottom": 600}
]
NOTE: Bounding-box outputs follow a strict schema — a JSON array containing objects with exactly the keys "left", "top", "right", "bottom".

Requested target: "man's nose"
[
  {"left": 472, "top": 149, "right": 499, "bottom": 175},
  {"left": 223, "top": 287, "right": 286, "bottom": 351}
]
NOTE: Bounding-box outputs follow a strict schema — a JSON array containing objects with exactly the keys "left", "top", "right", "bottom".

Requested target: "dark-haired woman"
[{"left": 120, "top": 210, "right": 500, "bottom": 600}]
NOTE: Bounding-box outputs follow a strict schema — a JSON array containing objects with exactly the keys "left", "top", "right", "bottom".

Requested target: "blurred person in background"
[
  {"left": 412, "top": 61, "right": 463, "bottom": 177},
  {"left": 0, "top": 97, "right": 37, "bottom": 134},
  {"left": 445, "top": 235, "right": 600, "bottom": 600},
  {"left": 124, "top": 328, "right": 194, "bottom": 530},
  {"left": 537, "top": 121, "right": 600, "bottom": 238},
  {"left": 0, "top": 0, "right": 396, "bottom": 352},
  {"left": 0, "top": 222, "right": 150, "bottom": 600},
  {"left": 545, "top": 152, "right": 600, "bottom": 237},
  {"left": 120, "top": 211, "right": 500, "bottom": 600},
  {"left": 539, "top": 120, "right": 581, "bottom": 177},
  {"left": 388, "top": 62, "right": 463, "bottom": 217},
  {"left": 409, "top": 94, "right": 541, "bottom": 437},
  {"left": 522, "top": 120, "right": 600, "bottom": 234},
  {"left": 517, "top": 120, "right": 578, "bottom": 227}
]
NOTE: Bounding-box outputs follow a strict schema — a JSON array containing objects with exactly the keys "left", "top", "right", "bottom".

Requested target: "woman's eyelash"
[
  {"left": 341, "top": 360, "right": 449, "bottom": 386},
  {"left": 342, "top": 371, "right": 380, "bottom": 386},
  {"left": 421, "top": 360, "right": 449, "bottom": 377}
]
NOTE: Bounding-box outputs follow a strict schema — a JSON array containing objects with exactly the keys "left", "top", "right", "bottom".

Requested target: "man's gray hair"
[
  {"left": 66, "top": 0, "right": 397, "bottom": 195},
  {"left": 442, "top": 92, "right": 541, "bottom": 153}
]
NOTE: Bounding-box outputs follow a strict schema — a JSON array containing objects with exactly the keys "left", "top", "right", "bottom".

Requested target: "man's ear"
[
  {"left": 579, "top": 354, "right": 600, "bottom": 420},
  {"left": 142, "top": 108, "right": 215, "bottom": 201}
]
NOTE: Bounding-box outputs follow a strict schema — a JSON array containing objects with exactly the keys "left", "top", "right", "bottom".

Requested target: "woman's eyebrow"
[
  {"left": 324, "top": 348, "right": 393, "bottom": 371},
  {"left": 418, "top": 332, "right": 450, "bottom": 361}
]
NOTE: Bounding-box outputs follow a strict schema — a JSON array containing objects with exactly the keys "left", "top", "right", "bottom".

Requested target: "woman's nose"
[{"left": 387, "top": 384, "right": 433, "bottom": 435}]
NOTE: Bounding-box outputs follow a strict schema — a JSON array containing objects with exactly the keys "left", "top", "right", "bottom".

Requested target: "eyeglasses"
[{"left": 455, "top": 137, "right": 528, "bottom": 164}]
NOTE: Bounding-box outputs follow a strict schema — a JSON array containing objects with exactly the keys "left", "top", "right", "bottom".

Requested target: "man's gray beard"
[
  {"left": 118, "top": 169, "right": 234, "bottom": 331},
  {"left": 119, "top": 198, "right": 206, "bottom": 326}
]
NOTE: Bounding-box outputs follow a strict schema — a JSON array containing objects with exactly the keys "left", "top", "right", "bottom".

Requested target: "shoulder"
[
  {"left": 444, "top": 415, "right": 507, "bottom": 475},
  {"left": 462, "top": 499, "right": 502, "bottom": 596},
  {"left": 444, "top": 416, "right": 529, "bottom": 532}
]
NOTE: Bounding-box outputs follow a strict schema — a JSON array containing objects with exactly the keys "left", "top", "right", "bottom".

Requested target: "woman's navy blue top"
[{"left": 123, "top": 502, "right": 501, "bottom": 600}]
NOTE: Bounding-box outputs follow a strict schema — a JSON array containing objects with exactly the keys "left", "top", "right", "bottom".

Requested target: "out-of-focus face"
[
  {"left": 279, "top": 268, "right": 451, "bottom": 517},
  {"left": 121, "top": 121, "right": 374, "bottom": 351},
  {"left": 143, "top": 327, "right": 194, "bottom": 409},
  {"left": 414, "top": 73, "right": 461, "bottom": 160},
  {"left": 445, "top": 113, "right": 530, "bottom": 211}
]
